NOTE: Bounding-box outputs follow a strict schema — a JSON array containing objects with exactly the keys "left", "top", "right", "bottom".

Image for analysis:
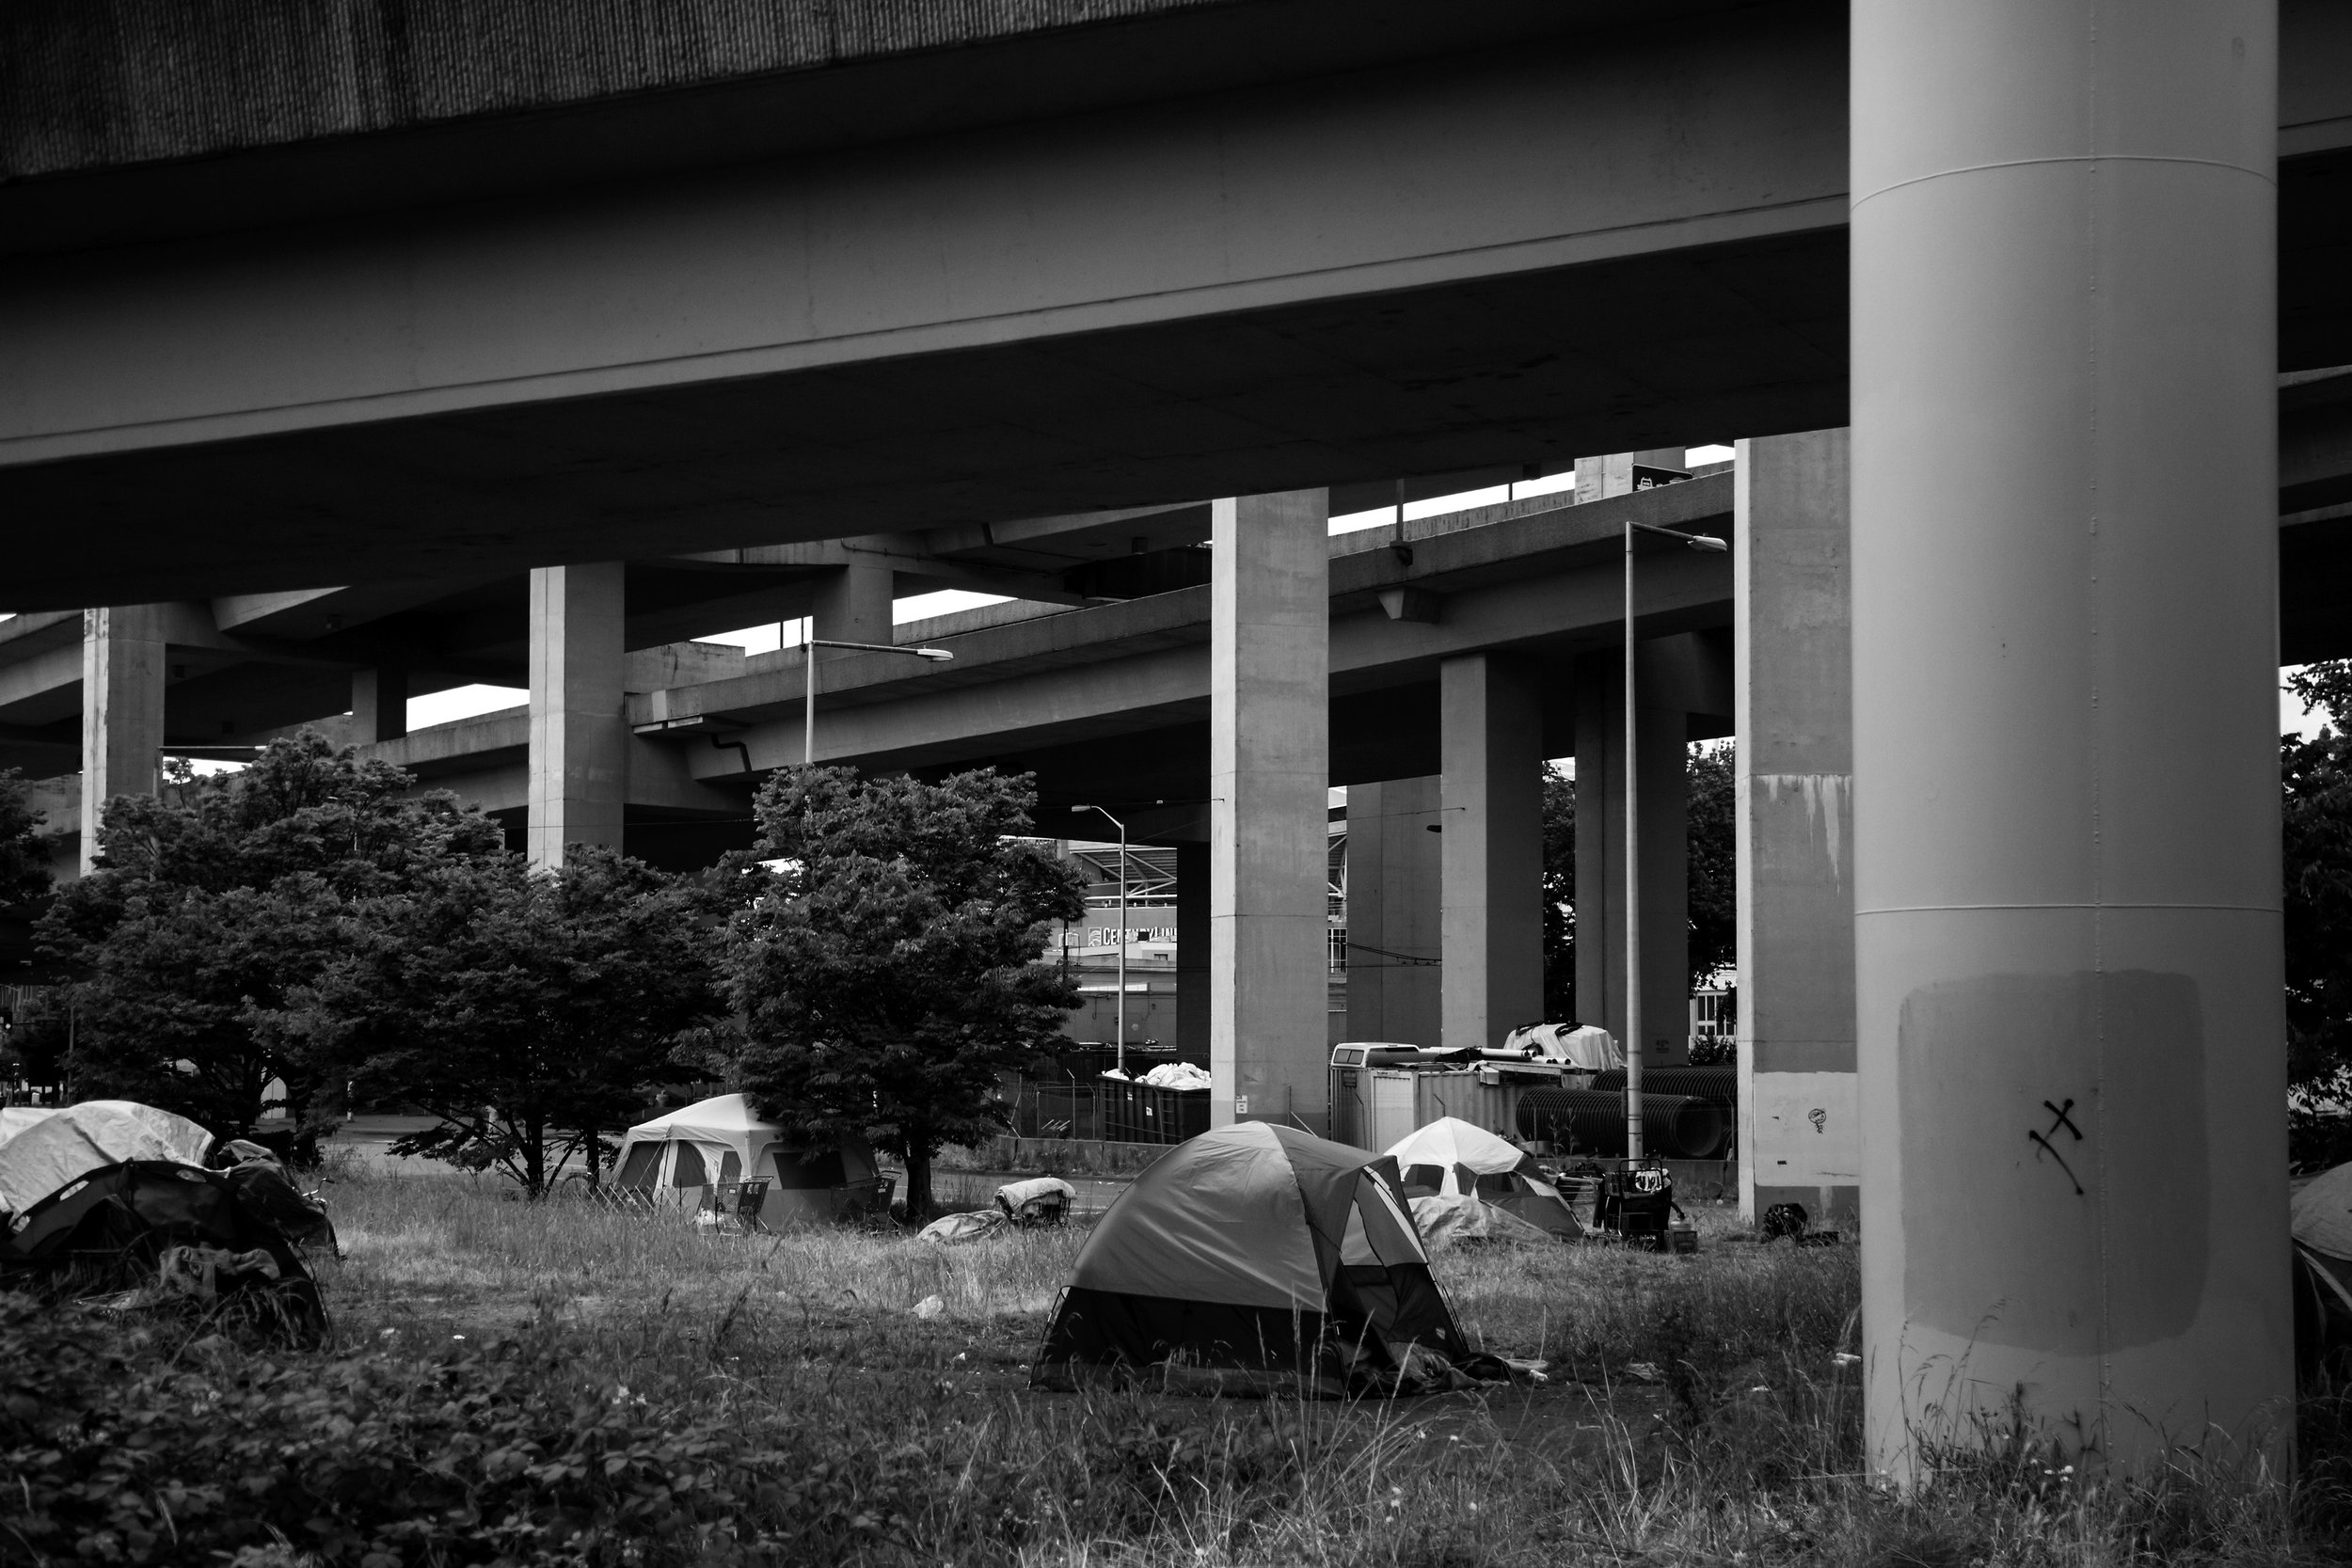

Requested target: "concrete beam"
[
  {"left": 1440, "top": 656, "right": 1545, "bottom": 1051},
  {"left": 1733, "top": 429, "right": 1857, "bottom": 1227},
  {"left": 0, "top": 13, "right": 1854, "bottom": 605},
  {"left": 645, "top": 482, "right": 1739, "bottom": 780},
  {"left": 527, "top": 564, "right": 628, "bottom": 866},
  {"left": 1175, "top": 840, "right": 1210, "bottom": 1063},
  {"left": 351, "top": 666, "right": 407, "bottom": 743},
  {"left": 79, "top": 606, "right": 166, "bottom": 872},
  {"left": 1211, "top": 489, "right": 1329, "bottom": 1132},
  {"left": 1345, "top": 777, "right": 1442, "bottom": 1047}
]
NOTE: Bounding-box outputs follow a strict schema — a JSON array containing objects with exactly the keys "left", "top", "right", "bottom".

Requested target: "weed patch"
[{"left": 5, "top": 1157, "right": 2347, "bottom": 1565}]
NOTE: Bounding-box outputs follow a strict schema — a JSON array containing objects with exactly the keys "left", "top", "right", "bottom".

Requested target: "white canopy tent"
[
  {"left": 611, "top": 1093, "right": 883, "bottom": 1226},
  {"left": 1384, "top": 1117, "right": 1582, "bottom": 1240}
]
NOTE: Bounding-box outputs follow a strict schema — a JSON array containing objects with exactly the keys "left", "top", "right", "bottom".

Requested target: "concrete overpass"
[
  {"left": 4, "top": 0, "right": 2349, "bottom": 610},
  {"left": 2, "top": 0, "right": 2337, "bottom": 1474}
]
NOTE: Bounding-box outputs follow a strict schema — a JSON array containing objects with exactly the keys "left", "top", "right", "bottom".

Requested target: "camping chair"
[
  {"left": 833, "top": 1176, "right": 896, "bottom": 1221},
  {"left": 709, "top": 1179, "right": 772, "bottom": 1234}
]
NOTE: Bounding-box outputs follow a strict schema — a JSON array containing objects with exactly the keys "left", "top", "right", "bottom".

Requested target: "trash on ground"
[{"left": 919, "top": 1210, "right": 1009, "bottom": 1245}]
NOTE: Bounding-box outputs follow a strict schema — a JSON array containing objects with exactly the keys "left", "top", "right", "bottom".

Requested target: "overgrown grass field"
[{"left": 8, "top": 1150, "right": 2351, "bottom": 1566}]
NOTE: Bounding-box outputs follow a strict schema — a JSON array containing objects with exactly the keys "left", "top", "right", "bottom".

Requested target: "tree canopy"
[
  {"left": 0, "top": 768, "right": 52, "bottom": 907},
  {"left": 2283, "top": 662, "right": 2352, "bottom": 1165},
  {"left": 38, "top": 734, "right": 503, "bottom": 1136},
  {"left": 722, "top": 766, "right": 1086, "bottom": 1217},
  {"left": 292, "top": 847, "right": 721, "bottom": 1196},
  {"left": 1540, "top": 741, "right": 1739, "bottom": 1028}
]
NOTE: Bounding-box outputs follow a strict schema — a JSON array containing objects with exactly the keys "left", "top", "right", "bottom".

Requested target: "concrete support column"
[
  {"left": 1733, "top": 429, "right": 1856, "bottom": 1227},
  {"left": 527, "top": 563, "right": 628, "bottom": 867},
  {"left": 1853, "top": 3, "right": 2285, "bottom": 1469},
  {"left": 351, "top": 666, "right": 409, "bottom": 743},
  {"left": 1440, "top": 658, "right": 1545, "bottom": 1051},
  {"left": 1573, "top": 650, "right": 1690, "bottom": 1063},
  {"left": 809, "top": 549, "right": 896, "bottom": 645},
  {"left": 1175, "top": 840, "right": 1211, "bottom": 1061},
  {"left": 1210, "top": 489, "right": 1328, "bottom": 1131},
  {"left": 79, "top": 605, "right": 167, "bottom": 873},
  {"left": 1344, "top": 778, "right": 1442, "bottom": 1045}
]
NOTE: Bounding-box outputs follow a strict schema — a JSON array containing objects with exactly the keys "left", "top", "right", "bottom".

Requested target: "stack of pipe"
[
  {"left": 1587, "top": 1065, "right": 1736, "bottom": 1110},
  {"left": 1517, "top": 1089, "right": 1729, "bottom": 1161}
]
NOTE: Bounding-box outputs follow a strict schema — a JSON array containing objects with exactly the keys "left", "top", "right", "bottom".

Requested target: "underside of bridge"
[{"left": 3, "top": 0, "right": 2348, "bottom": 610}]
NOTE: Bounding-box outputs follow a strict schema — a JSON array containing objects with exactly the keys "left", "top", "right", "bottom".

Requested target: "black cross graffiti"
[{"left": 2029, "top": 1098, "right": 2085, "bottom": 1196}]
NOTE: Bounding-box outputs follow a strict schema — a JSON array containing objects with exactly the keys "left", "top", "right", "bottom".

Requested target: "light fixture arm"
[{"left": 799, "top": 634, "right": 954, "bottom": 768}]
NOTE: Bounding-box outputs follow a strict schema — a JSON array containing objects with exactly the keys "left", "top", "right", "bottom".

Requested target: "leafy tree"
[
  {"left": 722, "top": 766, "right": 1087, "bottom": 1218},
  {"left": 293, "top": 847, "right": 720, "bottom": 1196},
  {"left": 0, "top": 768, "right": 52, "bottom": 906},
  {"left": 1541, "top": 763, "right": 1578, "bottom": 1022},
  {"left": 1539, "top": 742, "right": 1740, "bottom": 1026},
  {"left": 2283, "top": 662, "right": 2352, "bottom": 1165},
  {"left": 37, "top": 733, "right": 503, "bottom": 1136},
  {"left": 1686, "top": 741, "right": 1738, "bottom": 988}
]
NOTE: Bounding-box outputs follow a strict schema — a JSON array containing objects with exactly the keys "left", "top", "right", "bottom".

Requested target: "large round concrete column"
[{"left": 1852, "top": 4, "right": 2286, "bottom": 1473}]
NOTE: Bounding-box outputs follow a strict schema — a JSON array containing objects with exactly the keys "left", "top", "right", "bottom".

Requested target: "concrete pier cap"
[{"left": 1852, "top": 2, "right": 2290, "bottom": 1475}]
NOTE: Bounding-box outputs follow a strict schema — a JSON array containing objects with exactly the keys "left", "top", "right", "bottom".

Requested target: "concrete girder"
[{"left": 0, "top": 10, "right": 1857, "bottom": 605}]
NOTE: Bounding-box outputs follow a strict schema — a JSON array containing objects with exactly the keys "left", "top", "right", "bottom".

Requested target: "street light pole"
[
  {"left": 1074, "top": 804, "right": 1130, "bottom": 1077},
  {"left": 1620, "top": 514, "right": 1729, "bottom": 1162},
  {"left": 800, "top": 633, "right": 953, "bottom": 767}
]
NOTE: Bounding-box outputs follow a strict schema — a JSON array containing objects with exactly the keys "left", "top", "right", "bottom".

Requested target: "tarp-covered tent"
[
  {"left": 0, "top": 1100, "right": 215, "bottom": 1218},
  {"left": 612, "top": 1094, "right": 885, "bottom": 1226},
  {"left": 1408, "top": 1193, "right": 1557, "bottom": 1251},
  {"left": 1034, "top": 1122, "right": 1469, "bottom": 1395},
  {"left": 0, "top": 1101, "right": 325, "bottom": 1345},
  {"left": 1386, "top": 1117, "right": 1583, "bottom": 1240},
  {"left": 0, "top": 1105, "right": 60, "bottom": 1146}
]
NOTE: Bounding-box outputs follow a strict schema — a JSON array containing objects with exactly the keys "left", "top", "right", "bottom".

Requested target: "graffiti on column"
[{"left": 2028, "top": 1097, "right": 2086, "bottom": 1196}]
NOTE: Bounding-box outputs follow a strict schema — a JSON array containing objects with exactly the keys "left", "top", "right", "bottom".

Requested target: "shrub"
[{"left": 0, "top": 1293, "right": 955, "bottom": 1566}]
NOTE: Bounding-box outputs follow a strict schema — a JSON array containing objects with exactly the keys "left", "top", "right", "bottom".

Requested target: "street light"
[
  {"left": 1622, "top": 515, "right": 1729, "bottom": 1160},
  {"left": 801, "top": 636, "right": 952, "bottom": 767},
  {"left": 1072, "top": 803, "right": 1131, "bottom": 1079}
]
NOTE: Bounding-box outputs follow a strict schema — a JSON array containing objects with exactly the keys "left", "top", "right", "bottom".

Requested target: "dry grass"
[{"left": 288, "top": 1148, "right": 2351, "bottom": 1567}]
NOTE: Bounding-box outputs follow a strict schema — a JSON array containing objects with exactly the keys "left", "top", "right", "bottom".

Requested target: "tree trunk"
[
  {"left": 524, "top": 1113, "right": 546, "bottom": 1198},
  {"left": 583, "top": 1123, "right": 600, "bottom": 1188},
  {"left": 904, "top": 1146, "right": 933, "bottom": 1222}
]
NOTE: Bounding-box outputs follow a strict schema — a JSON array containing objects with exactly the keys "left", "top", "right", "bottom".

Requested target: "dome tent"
[
  {"left": 612, "top": 1093, "right": 885, "bottom": 1226},
  {"left": 1386, "top": 1117, "right": 1584, "bottom": 1240},
  {"left": 1033, "top": 1122, "right": 1469, "bottom": 1396}
]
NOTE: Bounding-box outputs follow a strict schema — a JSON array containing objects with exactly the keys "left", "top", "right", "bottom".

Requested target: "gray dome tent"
[{"left": 1033, "top": 1122, "right": 1467, "bottom": 1395}]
